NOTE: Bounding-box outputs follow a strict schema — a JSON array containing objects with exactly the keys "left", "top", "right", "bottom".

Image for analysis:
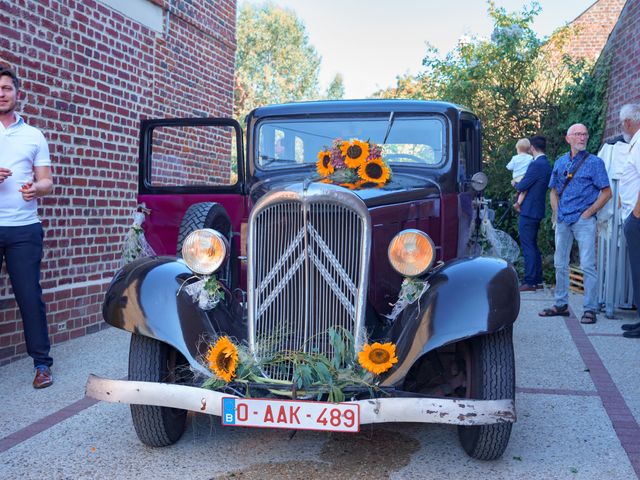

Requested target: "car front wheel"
[
  {"left": 128, "top": 334, "right": 188, "bottom": 447},
  {"left": 458, "top": 327, "right": 515, "bottom": 460}
]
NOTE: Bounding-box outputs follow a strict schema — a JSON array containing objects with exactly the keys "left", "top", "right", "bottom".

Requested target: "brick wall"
[
  {"left": 545, "top": 0, "right": 625, "bottom": 65},
  {"left": 0, "top": 0, "right": 237, "bottom": 365},
  {"left": 601, "top": 0, "right": 640, "bottom": 139}
]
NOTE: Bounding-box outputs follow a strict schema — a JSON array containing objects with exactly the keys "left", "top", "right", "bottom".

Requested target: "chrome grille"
[{"left": 247, "top": 184, "right": 371, "bottom": 381}]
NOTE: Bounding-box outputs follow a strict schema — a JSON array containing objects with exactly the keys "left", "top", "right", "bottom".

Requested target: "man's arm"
[
  {"left": 515, "top": 163, "right": 538, "bottom": 192},
  {"left": 550, "top": 188, "right": 558, "bottom": 214},
  {"left": 21, "top": 166, "right": 53, "bottom": 201},
  {"left": 581, "top": 187, "right": 612, "bottom": 219},
  {"left": 633, "top": 191, "right": 640, "bottom": 219}
]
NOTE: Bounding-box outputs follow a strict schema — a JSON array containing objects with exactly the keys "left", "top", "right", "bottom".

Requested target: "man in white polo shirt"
[
  {"left": 618, "top": 104, "right": 640, "bottom": 338},
  {"left": 0, "top": 67, "right": 54, "bottom": 387}
]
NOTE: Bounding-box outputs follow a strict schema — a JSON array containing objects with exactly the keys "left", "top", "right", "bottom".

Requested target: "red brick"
[{"left": 0, "top": 0, "right": 236, "bottom": 364}]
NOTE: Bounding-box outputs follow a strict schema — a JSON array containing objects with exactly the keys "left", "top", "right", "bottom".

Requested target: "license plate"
[{"left": 221, "top": 397, "right": 360, "bottom": 432}]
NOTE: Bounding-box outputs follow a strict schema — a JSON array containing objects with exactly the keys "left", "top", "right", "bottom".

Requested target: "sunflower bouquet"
[
  {"left": 201, "top": 328, "right": 398, "bottom": 402},
  {"left": 316, "top": 138, "right": 392, "bottom": 189}
]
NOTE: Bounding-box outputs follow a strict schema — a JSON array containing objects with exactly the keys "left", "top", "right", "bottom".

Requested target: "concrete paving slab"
[
  {"left": 590, "top": 335, "right": 640, "bottom": 425},
  {"left": 514, "top": 290, "right": 595, "bottom": 392},
  {"left": 1, "top": 293, "right": 639, "bottom": 479},
  {"left": 0, "top": 326, "right": 129, "bottom": 438},
  {"left": 395, "top": 393, "right": 635, "bottom": 480}
]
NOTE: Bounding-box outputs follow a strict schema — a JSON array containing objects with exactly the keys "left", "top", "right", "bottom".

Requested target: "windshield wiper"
[
  {"left": 259, "top": 155, "right": 301, "bottom": 167},
  {"left": 382, "top": 111, "right": 395, "bottom": 145}
]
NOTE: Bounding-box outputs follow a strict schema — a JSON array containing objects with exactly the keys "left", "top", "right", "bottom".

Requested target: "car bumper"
[{"left": 86, "top": 375, "right": 516, "bottom": 426}]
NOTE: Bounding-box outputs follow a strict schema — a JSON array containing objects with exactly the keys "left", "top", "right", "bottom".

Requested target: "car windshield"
[{"left": 256, "top": 115, "right": 446, "bottom": 170}]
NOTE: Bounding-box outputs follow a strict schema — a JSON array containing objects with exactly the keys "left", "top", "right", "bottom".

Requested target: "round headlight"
[
  {"left": 388, "top": 229, "right": 435, "bottom": 277},
  {"left": 181, "top": 229, "right": 229, "bottom": 275}
]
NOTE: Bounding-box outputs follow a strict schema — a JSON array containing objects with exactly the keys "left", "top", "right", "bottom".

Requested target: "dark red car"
[{"left": 88, "top": 100, "right": 520, "bottom": 460}]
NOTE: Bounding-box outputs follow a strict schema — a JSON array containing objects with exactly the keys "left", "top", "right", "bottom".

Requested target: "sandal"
[
  {"left": 580, "top": 310, "right": 597, "bottom": 324},
  {"left": 539, "top": 304, "right": 570, "bottom": 317}
]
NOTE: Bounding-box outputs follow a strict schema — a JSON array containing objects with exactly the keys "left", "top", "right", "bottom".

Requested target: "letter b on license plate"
[{"left": 222, "top": 397, "right": 360, "bottom": 432}]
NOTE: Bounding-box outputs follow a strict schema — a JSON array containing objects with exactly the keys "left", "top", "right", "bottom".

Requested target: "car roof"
[{"left": 248, "top": 99, "right": 474, "bottom": 120}]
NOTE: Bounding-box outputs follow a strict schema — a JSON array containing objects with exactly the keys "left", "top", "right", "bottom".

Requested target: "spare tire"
[{"left": 176, "top": 202, "right": 234, "bottom": 287}]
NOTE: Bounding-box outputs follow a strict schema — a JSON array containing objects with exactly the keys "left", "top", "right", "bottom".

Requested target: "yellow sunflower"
[
  {"left": 358, "top": 157, "right": 391, "bottom": 184},
  {"left": 340, "top": 139, "right": 369, "bottom": 169},
  {"left": 338, "top": 182, "right": 358, "bottom": 190},
  {"left": 316, "top": 150, "right": 334, "bottom": 177},
  {"left": 358, "top": 342, "right": 398, "bottom": 374},
  {"left": 206, "top": 336, "right": 238, "bottom": 382}
]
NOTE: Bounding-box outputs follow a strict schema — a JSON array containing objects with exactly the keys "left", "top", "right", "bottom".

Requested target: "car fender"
[
  {"left": 382, "top": 256, "right": 520, "bottom": 387},
  {"left": 102, "top": 257, "right": 243, "bottom": 375}
]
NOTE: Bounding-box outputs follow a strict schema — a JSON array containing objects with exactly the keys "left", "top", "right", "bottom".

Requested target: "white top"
[
  {"left": 619, "top": 129, "right": 640, "bottom": 221},
  {"left": 0, "top": 114, "right": 51, "bottom": 226},
  {"left": 506, "top": 153, "right": 533, "bottom": 179}
]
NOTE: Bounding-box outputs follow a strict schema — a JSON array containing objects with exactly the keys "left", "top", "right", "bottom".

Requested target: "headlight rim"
[
  {"left": 181, "top": 228, "right": 229, "bottom": 275},
  {"left": 387, "top": 228, "right": 436, "bottom": 278}
]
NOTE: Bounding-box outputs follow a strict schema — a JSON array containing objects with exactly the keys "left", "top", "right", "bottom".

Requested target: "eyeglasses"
[{"left": 569, "top": 132, "right": 589, "bottom": 137}]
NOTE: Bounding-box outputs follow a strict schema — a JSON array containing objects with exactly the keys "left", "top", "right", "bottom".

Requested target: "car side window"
[
  {"left": 459, "top": 118, "right": 480, "bottom": 183},
  {"left": 149, "top": 124, "right": 238, "bottom": 187}
]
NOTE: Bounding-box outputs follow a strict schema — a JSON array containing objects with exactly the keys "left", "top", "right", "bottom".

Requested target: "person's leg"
[
  {"left": 553, "top": 221, "right": 573, "bottom": 307},
  {"left": 623, "top": 214, "right": 640, "bottom": 318},
  {"left": 573, "top": 216, "right": 598, "bottom": 312},
  {"left": 4, "top": 224, "right": 52, "bottom": 368},
  {"left": 519, "top": 215, "right": 537, "bottom": 286},
  {"left": 532, "top": 218, "right": 543, "bottom": 285}
]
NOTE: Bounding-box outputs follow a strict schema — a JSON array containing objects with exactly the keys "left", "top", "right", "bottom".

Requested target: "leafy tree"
[
  {"left": 325, "top": 73, "right": 345, "bottom": 100},
  {"left": 374, "top": 1, "right": 609, "bottom": 282},
  {"left": 235, "top": 3, "right": 321, "bottom": 122}
]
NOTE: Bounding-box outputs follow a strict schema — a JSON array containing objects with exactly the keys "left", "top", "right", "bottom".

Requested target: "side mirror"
[{"left": 470, "top": 172, "right": 488, "bottom": 192}]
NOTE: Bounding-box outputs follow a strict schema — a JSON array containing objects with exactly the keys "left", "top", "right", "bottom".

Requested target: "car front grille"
[{"left": 247, "top": 183, "right": 371, "bottom": 381}]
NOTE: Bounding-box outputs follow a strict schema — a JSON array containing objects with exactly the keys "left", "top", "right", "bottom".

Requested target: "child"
[{"left": 506, "top": 138, "right": 533, "bottom": 212}]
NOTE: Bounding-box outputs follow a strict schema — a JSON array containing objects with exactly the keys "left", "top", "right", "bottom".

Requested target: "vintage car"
[{"left": 87, "top": 100, "right": 520, "bottom": 460}]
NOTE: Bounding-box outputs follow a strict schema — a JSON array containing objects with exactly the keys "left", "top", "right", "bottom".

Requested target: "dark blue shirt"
[
  {"left": 548, "top": 150, "right": 609, "bottom": 224},
  {"left": 516, "top": 155, "right": 552, "bottom": 220}
]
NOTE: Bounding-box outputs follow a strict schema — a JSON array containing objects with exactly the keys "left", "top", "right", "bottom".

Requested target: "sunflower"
[
  {"left": 338, "top": 182, "right": 358, "bottom": 190},
  {"left": 340, "top": 139, "right": 369, "bottom": 169},
  {"left": 358, "top": 342, "right": 398, "bottom": 374},
  {"left": 358, "top": 157, "right": 391, "bottom": 184},
  {"left": 206, "top": 336, "right": 238, "bottom": 382},
  {"left": 316, "top": 149, "right": 334, "bottom": 177}
]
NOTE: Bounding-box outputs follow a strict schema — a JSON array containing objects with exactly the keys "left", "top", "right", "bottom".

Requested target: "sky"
[{"left": 239, "top": 0, "right": 597, "bottom": 98}]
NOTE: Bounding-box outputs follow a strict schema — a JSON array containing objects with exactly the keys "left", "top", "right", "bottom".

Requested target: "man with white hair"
[
  {"left": 539, "top": 123, "right": 611, "bottom": 324},
  {"left": 618, "top": 104, "right": 640, "bottom": 338}
]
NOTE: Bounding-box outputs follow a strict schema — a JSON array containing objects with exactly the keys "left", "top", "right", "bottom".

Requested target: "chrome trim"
[{"left": 247, "top": 183, "right": 371, "bottom": 379}]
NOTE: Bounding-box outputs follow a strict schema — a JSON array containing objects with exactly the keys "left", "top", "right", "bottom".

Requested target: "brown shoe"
[
  {"left": 33, "top": 366, "right": 53, "bottom": 389},
  {"left": 519, "top": 284, "right": 536, "bottom": 292}
]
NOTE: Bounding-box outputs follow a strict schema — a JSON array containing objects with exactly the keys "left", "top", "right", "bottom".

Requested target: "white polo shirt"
[
  {"left": 620, "top": 129, "right": 640, "bottom": 221},
  {"left": 0, "top": 113, "right": 51, "bottom": 226}
]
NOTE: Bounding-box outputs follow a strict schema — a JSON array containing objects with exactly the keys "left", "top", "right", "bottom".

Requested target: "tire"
[
  {"left": 128, "top": 334, "right": 188, "bottom": 447},
  {"left": 176, "top": 202, "right": 234, "bottom": 287},
  {"left": 457, "top": 327, "right": 515, "bottom": 460}
]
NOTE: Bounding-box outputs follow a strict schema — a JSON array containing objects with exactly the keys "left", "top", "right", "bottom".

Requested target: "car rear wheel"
[
  {"left": 458, "top": 327, "right": 515, "bottom": 460},
  {"left": 128, "top": 334, "right": 188, "bottom": 447}
]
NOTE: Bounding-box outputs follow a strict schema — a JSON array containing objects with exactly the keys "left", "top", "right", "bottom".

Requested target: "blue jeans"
[
  {"left": 623, "top": 213, "right": 640, "bottom": 318},
  {"left": 518, "top": 215, "right": 542, "bottom": 286},
  {"left": 554, "top": 216, "right": 598, "bottom": 311},
  {"left": 0, "top": 223, "right": 52, "bottom": 368}
]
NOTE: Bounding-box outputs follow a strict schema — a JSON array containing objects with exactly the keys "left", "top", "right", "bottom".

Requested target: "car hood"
[{"left": 249, "top": 171, "right": 442, "bottom": 207}]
